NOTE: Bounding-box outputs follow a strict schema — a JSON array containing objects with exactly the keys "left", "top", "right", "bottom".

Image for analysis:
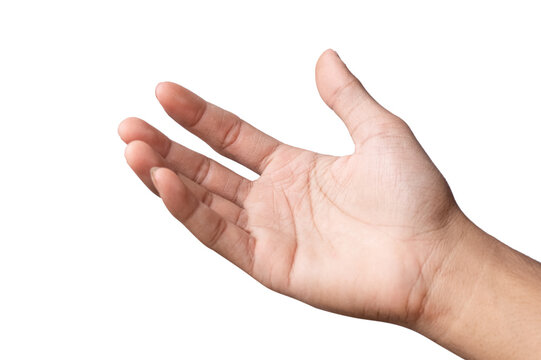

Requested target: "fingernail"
[{"left": 150, "top": 167, "right": 160, "bottom": 180}]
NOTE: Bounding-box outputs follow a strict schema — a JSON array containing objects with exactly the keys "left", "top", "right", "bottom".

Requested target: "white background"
[{"left": 1, "top": 1, "right": 540, "bottom": 359}]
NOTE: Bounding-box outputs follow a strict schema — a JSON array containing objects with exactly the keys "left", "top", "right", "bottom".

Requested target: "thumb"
[{"left": 315, "top": 49, "right": 399, "bottom": 145}]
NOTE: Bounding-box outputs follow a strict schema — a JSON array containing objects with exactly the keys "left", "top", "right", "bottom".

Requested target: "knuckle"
[
  {"left": 206, "top": 217, "right": 227, "bottom": 249},
  {"left": 194, "top": 158, "right": 211, "bottom": 185},
  {"left": 200, "top": 190, "right": 214, "bottom": 208},
  {"left": 220, "top": 117, "right": 242, "bottom": 151}
]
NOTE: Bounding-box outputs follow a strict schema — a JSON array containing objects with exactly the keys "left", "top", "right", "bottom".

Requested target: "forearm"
[{"left": 416, "top": 215, "right": 541, "bottom": 359}]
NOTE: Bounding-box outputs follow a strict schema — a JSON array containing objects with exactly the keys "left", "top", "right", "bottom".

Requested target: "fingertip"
[
  {"left": 316, "top": 48, "right": 340, "bottom": 70},
  {"left": 150, "top": 166, "right": 176, "bottom": 187},
  {"left": 124, "top": 140, "right": 141, "bottom": 168},
  {"left": 118, "top": 117, "right": 145, "bottom": 143},
  {"left": 155, "top": 82, "right": 205, "bottom": 127},
  {"left": 118, "top": 120, "right": 126, "bottom": 140},
  {"left": 322, "top": 48, "right": 339, "bottom": 58},
  {"left": 124, "top": 140, "right": 162, "bottom": 172},
  {"left": 125, "top": 139, "right": 145, "bottom": 156},
  {"left": 155, "top": 82, "right": 180, "bottom": 116},
  {"left": 118, "top": 117, "right": 133, "bottom": 142},
  {"left": 315, "top": 48, "right": 361, "bottom": 107},
  {"left": 124, "top": 140, "right": 137, "bottom": 160},
  {"left": 123, "top": 141, "right": 164, "bottom": 196},
  {"left": 155, "top": 82, "right": 165, "bottom": 98},
  {"left": 155, "top": 81, "right": 176, "bottom": 101},
  {"left": 150, "top": 167, "right": 195, "bottom": 214}
]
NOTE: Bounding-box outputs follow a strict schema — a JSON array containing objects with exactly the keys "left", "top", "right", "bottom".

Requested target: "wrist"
[
  {"left": 412, "top": 213, "right": 495, "bottom": 336},
  {"left": 414, "top": 212, "right": 541, "bottom": 359}
]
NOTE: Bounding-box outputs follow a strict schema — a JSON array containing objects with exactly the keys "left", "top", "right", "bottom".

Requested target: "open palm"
[{"left": 119, "top": 50, "right": 460, "bottom": 325}]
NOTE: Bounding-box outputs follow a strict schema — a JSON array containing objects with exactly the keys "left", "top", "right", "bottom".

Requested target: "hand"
[
  {"left": 118, "top": 49, "right": 461, "bottom": 325},
  {"left": 120, "top": 50, "right": 541, "bottom": 359}
]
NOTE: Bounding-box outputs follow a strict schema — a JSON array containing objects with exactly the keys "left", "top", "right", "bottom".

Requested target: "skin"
[{"left": 119, "top": 50, "right": 541, "bottom": 359}]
